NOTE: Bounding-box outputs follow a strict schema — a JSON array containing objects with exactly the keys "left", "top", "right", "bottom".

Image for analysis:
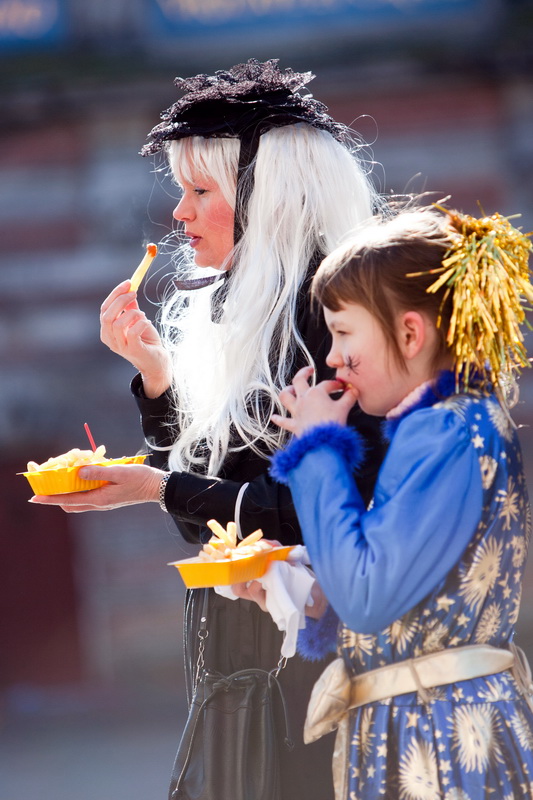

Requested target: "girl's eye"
[{"left": 194, "top": 188, "right": 207, "bottom": 196}]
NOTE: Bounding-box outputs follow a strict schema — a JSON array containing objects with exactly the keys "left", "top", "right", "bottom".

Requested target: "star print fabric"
[
  {"left": 338, "top": 392, "right": 533, "bottom": 798},
  {"left": 273, "top": 379, "right": 533, "bottom": 798},
  {"left": 342, "top": 394, "right": 533, "bottom": 798}
]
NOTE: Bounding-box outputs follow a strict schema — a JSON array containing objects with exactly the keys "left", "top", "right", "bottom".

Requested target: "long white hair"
[{"left": 159, "top": 124, "right": 378, "bottom": 475}]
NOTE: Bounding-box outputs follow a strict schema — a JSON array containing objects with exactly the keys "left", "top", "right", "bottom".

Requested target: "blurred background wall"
[{"left": 1, "top": 0, "right": 533, "bottom": 797}]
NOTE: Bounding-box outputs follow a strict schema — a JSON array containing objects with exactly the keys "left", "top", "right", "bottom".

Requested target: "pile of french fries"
[
  {"left": 26, "top": 445, "right": 107, "bottom": 473},
  {"left": 198, "top": 519, "right": 274, "bottom": 562}
]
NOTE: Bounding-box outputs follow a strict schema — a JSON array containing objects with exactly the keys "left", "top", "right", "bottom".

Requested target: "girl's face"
[
  {"left": 173, "top": 174, "right": 235, "bottom": 270},
  {"left": 324, "top": 302, "right": 417, "bottom": 417}
]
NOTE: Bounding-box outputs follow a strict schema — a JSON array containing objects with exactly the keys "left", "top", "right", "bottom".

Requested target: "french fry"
[
  {"left": 198, "top": 520, "right": 276, "bottom": 564},
  {"left": 207, "top": 537, "right": 227, "bottom": 551},
  {"left": 237, "top": 529, "right": 264, "bottom": 549},
  {"left": 226, "top": 521, "right": 237, "bottom": 548},
  {"left": 130, "top": 243, "right": 157, "bottom": 292},
  {"left": 203, "top": 543, "right": 230, "bottom": 560},
  {"left": 206, "top": 519, "right": 235, "bottom": 548},
  {"left": 27, "top": 445, "right": 107, "bottom": 472}
]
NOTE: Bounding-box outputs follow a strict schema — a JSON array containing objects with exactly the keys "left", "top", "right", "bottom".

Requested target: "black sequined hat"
[
  {"left": 141, "top": 58, "right": 345, "bottom": 155},
  {"left": 141, "top": 59, "right": 347, "bottom": 243}
]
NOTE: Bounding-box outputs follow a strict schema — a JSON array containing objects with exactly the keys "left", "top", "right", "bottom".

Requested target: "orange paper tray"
[
  {"left": 169, "top": 546, "right": 294, "bottom": 588},
  {"left": 21, "top": 455, "right": 147, "bottom": 495}
]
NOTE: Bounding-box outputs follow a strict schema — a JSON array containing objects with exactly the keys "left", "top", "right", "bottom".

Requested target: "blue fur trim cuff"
[
  {"left": 270, "top": 423, "right": 365, "bottom": 485},
  {"left": 297, "top": 603, "right": 339, "bottom": 661}
]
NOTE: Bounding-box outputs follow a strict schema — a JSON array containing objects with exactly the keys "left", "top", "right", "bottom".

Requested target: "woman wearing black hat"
[{"left": 32, "top": 59, "right": 386, "bottom": 799}]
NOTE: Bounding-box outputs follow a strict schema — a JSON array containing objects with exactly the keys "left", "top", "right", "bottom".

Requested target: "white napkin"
[{"left": 214, "top": 545, "right": 315, "bottom": 658}]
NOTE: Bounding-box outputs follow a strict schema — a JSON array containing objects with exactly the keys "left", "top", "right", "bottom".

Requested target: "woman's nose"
[{"left": 173, "top": 196, "right": 192, "bottom": 222}]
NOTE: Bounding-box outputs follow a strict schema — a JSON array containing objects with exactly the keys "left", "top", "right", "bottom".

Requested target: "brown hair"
[{"left": 312, "top": 206, "right": 456, "bottom": 372}]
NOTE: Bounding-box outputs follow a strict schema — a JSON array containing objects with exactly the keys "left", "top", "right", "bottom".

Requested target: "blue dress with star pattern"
[{"left": 271, "top": 375, "right": 533, "bottom": 800}]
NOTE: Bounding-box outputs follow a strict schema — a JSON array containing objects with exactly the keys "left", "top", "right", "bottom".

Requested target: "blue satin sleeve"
[{"left": 271, "top": 407, "right": 483, "bottom": 634}]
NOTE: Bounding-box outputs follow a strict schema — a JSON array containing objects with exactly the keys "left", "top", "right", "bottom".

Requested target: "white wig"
[{"left": 160, "top": 124, "right": 378, "bottom": 475}]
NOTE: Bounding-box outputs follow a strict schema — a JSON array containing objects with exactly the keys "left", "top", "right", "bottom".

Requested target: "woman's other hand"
[
  {"left": 29, "top": 464, "right": 166, "bottom": 513},
  {"left": 271, "top": 366, "right": 358, "bottom": 437},
  {"left": 232, "top": 580, "right": 268, "bottom": 611},
  {"left": 232, "top": 575, "right": 328, "bottom": 619},
  {"left": 100, "top": 281, "right": 172, "bottom": 398}
]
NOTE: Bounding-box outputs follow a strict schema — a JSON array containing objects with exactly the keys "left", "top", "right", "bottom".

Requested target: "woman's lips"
[{"left": 186, "top": 232, "right": 201, "bottom": 248}]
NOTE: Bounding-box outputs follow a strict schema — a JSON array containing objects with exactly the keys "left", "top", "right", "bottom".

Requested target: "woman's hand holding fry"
[{"left": 100, "top": 282, "right": 172, "bottom": 398}]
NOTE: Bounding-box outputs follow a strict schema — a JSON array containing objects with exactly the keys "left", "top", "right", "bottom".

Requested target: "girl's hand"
[
  {"left": 271, "top": 366, "right": 358, "bottom": 437},
  {"left": 29, "top": 464, "right": 166, "bottom": 513},
  {"left": 100, "top": 281, "right": 172, "bottom": 398}
]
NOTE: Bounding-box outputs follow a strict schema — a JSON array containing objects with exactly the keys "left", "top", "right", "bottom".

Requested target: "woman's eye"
[{"left": 194, "top": 188, "right": 207, "bottom": 196}]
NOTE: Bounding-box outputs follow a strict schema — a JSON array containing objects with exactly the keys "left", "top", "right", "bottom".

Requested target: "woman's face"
[{"left": 173, "top": 173, "right": 235, "bottom": 270}]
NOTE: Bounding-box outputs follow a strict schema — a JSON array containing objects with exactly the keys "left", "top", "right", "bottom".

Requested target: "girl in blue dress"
[{"left": 267, "top": 205, "right": 533, "bottom": 799}]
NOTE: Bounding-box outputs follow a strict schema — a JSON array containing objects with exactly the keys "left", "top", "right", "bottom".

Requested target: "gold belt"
[{"left": 304, "top": 643, "right": 526, "bottom": 745}]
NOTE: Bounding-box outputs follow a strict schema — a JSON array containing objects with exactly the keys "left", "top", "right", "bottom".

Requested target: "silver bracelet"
[{"left": 159, "top": 473, "right": 171, "bottom": 513}]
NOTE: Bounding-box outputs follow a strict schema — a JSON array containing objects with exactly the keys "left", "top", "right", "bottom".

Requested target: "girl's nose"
[{"left": 326, "top": 345, "right": 342, "bottom": 369}]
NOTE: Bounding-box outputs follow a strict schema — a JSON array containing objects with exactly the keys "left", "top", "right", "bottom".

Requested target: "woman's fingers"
[
  {"left": 29, "top": 489, "right": 111, "bottom": 511},
  {"left": 101, "top": 298, "right": 138, "bottom": 335},
  {"left": 125, "top": 316, "right": 161, "bottom": 347},
  {"left": 29, "top": 465, "right": 164, "bottom": 512},
  {"left": 231, "top": 580, "right": 267, "bottom": 611},
  {"left": 100, "top": 281, "right": 135, "bottom": 316},
  {"left": 105, "top": 307, "right": 145, "bottom": 340},
  {"left": 100, "top": 284, "right": 139, "bottom": 335},
  {"left": 101, "top": 296, "right": 166, "bottom": 379}
]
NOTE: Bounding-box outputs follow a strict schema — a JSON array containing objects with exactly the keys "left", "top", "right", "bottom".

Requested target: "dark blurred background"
[{"left": 1, "top": 0, "right": 533, "bottom": 797}]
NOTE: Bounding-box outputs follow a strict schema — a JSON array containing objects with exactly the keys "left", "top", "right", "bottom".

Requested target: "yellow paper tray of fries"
[
  {"left": 169, "top": 546, "right": 294, "bottom": 589},
  {"left": 21, "top": 455, "right": 147, "bottom": 495}
]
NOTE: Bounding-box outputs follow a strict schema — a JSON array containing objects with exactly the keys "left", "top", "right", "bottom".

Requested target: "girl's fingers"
[
  {"left": 291, "top": 366, "right": 314, "bottom": 396},
  {"left": 319, "top": 379, "right": 345, "bottom": 395},
  {"left": 271, "top": 413, "right": 296, "bottom": 433},
  {"left": 278, "top": 386, "right": 297, "bottom": 413},
  {"left": 337, "top": 386, "right": 359, "bottom": 413}
]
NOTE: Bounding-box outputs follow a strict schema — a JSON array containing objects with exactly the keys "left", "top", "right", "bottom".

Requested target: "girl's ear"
[{"left": 397, "top": 311, "right": 426, "bottom": 360}]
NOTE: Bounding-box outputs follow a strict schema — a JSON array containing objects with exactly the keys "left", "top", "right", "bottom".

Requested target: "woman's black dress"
[{"left": 131, "top": 277, "right": 386, "bottom": 800}]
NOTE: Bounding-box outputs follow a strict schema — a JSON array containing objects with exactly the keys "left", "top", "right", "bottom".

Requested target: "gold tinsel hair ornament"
[{"left": 421, "top": 206, "right": 533, "bottom": 397}]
